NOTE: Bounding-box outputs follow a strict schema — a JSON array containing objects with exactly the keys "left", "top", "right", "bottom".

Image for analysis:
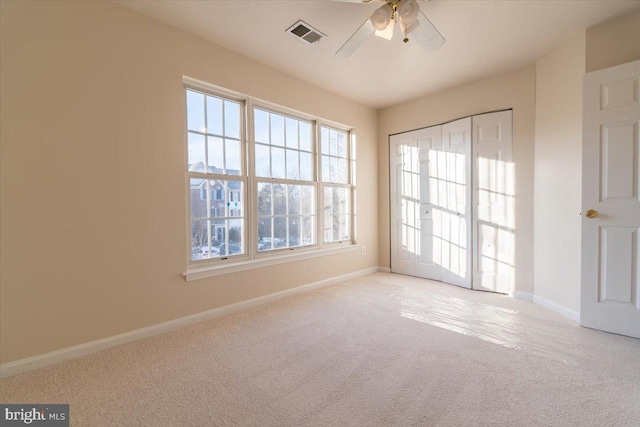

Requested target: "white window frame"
[
  {"left": 318, "top": 124, "right": 355, "bottom": 245},
  {"left": 183, "top": 77, "right": 357, "bottom": 281}
]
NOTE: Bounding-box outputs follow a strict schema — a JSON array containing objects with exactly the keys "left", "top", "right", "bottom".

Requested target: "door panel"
[
  {"left": 435, "top": 118, "right": 472, "bottom": 288},
  {"left": 599, "top": 227, "right": 638, "bottom": 306},
  {"left": 600, "top": 120, "right": 639, "bottom": 201},
  {"left": 416, "top": 126, "right": 444, "bottom": 280},
  {"left": 390, "top": 136, "right": 417, "bottom": 276},
  {"left": 582, "top": 59, "right": 640, "bottom": 338},
  {"left": 472, "top": 111, "right": 514, "bottom": 294}
]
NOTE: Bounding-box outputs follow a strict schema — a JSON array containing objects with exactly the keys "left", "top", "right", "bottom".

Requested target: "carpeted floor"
[{"left": 1, "top": 273, "right": 639, "bottom": 426}]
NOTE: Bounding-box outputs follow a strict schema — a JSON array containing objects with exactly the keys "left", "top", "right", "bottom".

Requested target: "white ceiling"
[{"left": 115, "top": 0, "right": 640, "bottom": 109}]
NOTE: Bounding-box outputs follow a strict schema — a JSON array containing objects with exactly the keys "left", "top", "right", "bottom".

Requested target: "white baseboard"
[
  {"left": 378, "top": 266, "right": 391, "bottom": 273},
  {"left": 512, "top": 291, "right": 533, "bottom": 301},
  {"left": 511, "top": 290, "right": 579, "bottom": 322},
  {"left": 0, "top": 267, "right": 379, "bottom": 379},
  {"left": 532, "top": 295, "right": 580, "bottom": 323}
]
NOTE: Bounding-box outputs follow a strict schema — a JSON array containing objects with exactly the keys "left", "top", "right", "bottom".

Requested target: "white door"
[
  {"left": 472, "top": 111, "right": 515, "bottom": 293},
  {"left": 390, "top": 117, "right": 472, "bottom": 288},
  {"left": 438, "top": 118, "right": 472, "bottom": 288},
  {"left": 581, "top": 60, "right": 640, "bottom": 338},
  {"left": 390, "top": 126, "right": 444, "bottom": 279},
  {"left": 390, "top": 131, "right": 420, "bottom": 277}
]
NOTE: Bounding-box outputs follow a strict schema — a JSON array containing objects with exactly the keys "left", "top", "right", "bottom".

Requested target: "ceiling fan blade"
[
  {"left": 410, "top": 10, "right": 445, "bottom": 51},
  {"left": 336, "top": 17, "right": 375, "bottom": 58}
]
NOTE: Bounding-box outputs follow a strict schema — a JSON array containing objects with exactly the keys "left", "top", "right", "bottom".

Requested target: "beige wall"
[
  {"left": 377, "top": 66, "right": 536, "bottom": 295},
  {"left": 533, "top": 33, "right": 586, "bottom": 313},
  {"left": 0, "top": 1, "right": 378, "bottom": 363},
  {"left": 586, "top": 10, "right": 640, "bottom": 73}
]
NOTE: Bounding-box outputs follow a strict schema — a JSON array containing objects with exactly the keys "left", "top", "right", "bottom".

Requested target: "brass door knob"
[{"left": 585, "top": 209, "right": 598, "bottom": 218}]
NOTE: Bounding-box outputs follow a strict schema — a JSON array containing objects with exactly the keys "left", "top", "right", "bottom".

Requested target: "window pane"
[
  {"left": 301, "top": 216, "right": 314, "bottom": 246},
  {"left": 288, "top": 185, "right": 300, "bottom": 215},
  {"left": 330, "top": 129, "right": 338, "bottom": 156},
  {"left": 257, "top": 182, "right": 271, "bottom": 216},
  {"left": 321, "top": 127, "right": 329, "bottom": 155},
  {"left": 211, "top": 219, "right": 226, "bottom": 252},
  {"left": 228, "top": 181, "right": 243, "bottom": 217},
  {"left": 224, "top": 100, "right": 240, "bottom": 139},
  {"left": 191, "top": 219, "right": 209, "bottom": 261},
  {"left": 299, "top": 121, "right": 312, "bottom": 152},
  {"left": 274, "top": 217, "right": 286, "bottom": 248},
  {"left": 225, "top": 139, "right": 241, "bottom": 175},
  {"left": 207, "top": 136, "right": 223, "bottom": 173},
  {"left": 337, "top": 131, "right": 346, "bottom": 157},
  {"left": 258, "top": 217, "right": 273, "bottom": 251},
  {"left": 255, "top": 144, "right": 270, "bottom": 177},
  {"left": 255, "top": 109, "right": 269, "bottom": 143},
  {"left": 337, "top": 158, "right": 347, "bottom": 184},
  {"left": 286, "top": 149, "right": 299, "bottom": 180},
  {"left": 301, "top": 185, "right": 315, "bottom": 215},
  {"left": 209, "top": 180, "right": 226, "bottom": 218},
  {"left": 188, "top": 132, "right": 206, "bottom": 172},
  {"left": 187, "top": 90, "right": 205, "bottom": 132},
  {"left": 340, "top": 214, "right": 350, "bottom": 241},
  {"left": 288, "top": 217, "right": 300, "bottom": 247},
  {"left": 285, "top": 118, "right": 298, "bottom": 149},
  {"left": 271, "top": 147, "right": 285, "bottom": 179},
  {"left": 190, "top": 178, "right": 208, "bottom": 219},
  {"left": 273, "top": 184, "right": 286, "bottom": 216},
  {"left": 322, "top": 155, "right": 330, "bottom": 183},
  {"left": 206, "top": 96, "right": 223, "bottom": 136},
  {"left": 270, "top": 113, "right": 284, "bottom": 146},
  {"left": 300, "top": 152, "right": 312, "bottom": 181},
  {"left": 324, "top": 186, "right": 350, "bottom": 243},
  {"left": 228, "top": 219, "right": 243, "bottom": 255}
]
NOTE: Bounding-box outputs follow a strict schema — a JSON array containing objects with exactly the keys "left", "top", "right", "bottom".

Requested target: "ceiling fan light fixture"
[
  {"left": 397, "top": 0, "right": 420, "bottom": 23},
  {"left": 371, "top": 4, "right": 393, "bottom": 31},
  {"left": 375, "top": 20, "right": 395, "bottom": 40}
]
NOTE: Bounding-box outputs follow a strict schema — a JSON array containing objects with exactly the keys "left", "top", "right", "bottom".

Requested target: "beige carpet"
[{"left": 1, "top": 273, "right": 639, "bottom": 426}]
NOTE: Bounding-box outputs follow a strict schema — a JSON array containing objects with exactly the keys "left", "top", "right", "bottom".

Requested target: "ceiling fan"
[{"left": 335, "top": 0, "right": 445, "bottom": 58}]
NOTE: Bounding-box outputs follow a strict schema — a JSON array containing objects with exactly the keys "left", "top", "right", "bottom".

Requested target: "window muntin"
[{"left": 186, "top": 88, "right": 245, "bottom": 262}]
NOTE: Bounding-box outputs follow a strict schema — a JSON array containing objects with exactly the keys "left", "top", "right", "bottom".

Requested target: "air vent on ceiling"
[{"left": 286, "top": 20, "right": 326, "bottom": 45}]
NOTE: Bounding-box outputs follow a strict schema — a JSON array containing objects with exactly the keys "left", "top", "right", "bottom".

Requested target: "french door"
[{"left": 390, "top": 111, "right": 513, "bottom": 293}]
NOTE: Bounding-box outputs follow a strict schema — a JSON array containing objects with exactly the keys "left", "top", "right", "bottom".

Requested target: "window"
[
  {"left": 255, "top": 109, "right": 316, "bottom": 252},
  {"left": 186, "top": 89, "right": 245, "bottom": 261},
  {"left": 185, "top": 81, "right": 355, "bottom": 268},
  {"left": 321, "top": 126, "right": 353, "bottom": 243}
]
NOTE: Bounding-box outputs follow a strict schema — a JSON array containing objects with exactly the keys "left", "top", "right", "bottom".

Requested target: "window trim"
[{"left": 183, "top": 77, "right": 357, "bottom": 279}]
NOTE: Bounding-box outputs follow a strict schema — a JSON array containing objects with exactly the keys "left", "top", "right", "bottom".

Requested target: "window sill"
[{"left": 184, "top": 244, "right": 359, "bottom": 282}]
